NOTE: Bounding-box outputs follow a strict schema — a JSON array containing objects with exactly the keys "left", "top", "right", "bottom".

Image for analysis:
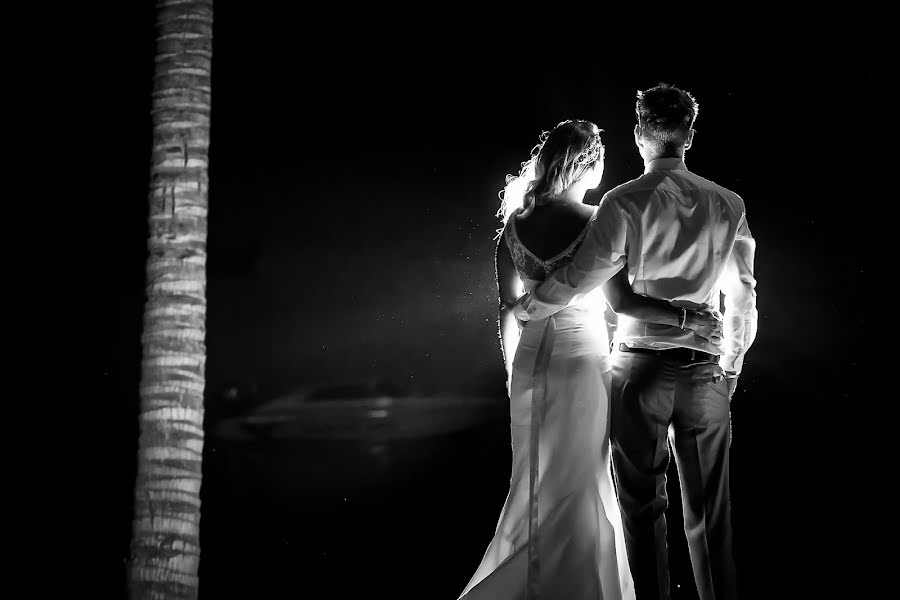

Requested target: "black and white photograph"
[{"left": 66, "top": 3, "right": 863, "bottom": 599}]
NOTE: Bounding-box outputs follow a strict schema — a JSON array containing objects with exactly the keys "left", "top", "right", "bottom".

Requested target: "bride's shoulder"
[
  {"left": 575, "top": 203, "right": 596, "bottom": 218},
  {"left": 563, "top": 202, "right": 596, "bottom": 226}
]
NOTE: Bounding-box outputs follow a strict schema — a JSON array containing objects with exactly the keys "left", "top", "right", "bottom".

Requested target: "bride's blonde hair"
[{"left": 497, "top": 120, "right": 604, "bottom": 230}]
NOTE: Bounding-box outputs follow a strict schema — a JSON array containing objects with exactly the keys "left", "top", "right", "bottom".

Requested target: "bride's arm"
[
  {"left": 496, "top": 233, "right": 523, "bottom": 377},
  {"left": 601, "top": 269, "right": 722, "bottom": 345}
]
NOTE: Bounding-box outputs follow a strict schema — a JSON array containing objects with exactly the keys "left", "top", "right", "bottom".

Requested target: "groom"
[{"left": 514, "top": 83, "right": 757, "bottom": 599}]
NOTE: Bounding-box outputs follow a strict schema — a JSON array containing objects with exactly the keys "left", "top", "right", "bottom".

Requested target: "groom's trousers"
[{"left": 610, "top": 347, "right": 737, "bottom": 600}]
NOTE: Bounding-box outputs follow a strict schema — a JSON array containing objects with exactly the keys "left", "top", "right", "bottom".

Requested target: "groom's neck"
[{"left": 644, "top": 148, "right": 685, "bottom": 166}]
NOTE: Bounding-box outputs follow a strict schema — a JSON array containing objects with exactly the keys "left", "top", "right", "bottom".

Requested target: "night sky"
[{"left": 62, "top": 5, "right": 867, "bottom": 598}]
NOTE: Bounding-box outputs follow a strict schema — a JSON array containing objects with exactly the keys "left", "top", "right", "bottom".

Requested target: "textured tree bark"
[{"left": 129, "top": 2, "right": 212, "bottom": 598}]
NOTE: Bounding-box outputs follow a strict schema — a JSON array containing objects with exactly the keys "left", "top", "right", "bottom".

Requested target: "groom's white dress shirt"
[{"left": 516, "top": 158, "right": 758, "bottom": 374}]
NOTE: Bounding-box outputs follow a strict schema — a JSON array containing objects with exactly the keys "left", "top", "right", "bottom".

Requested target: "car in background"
[{"left": 211, "top": 379, "right": 503, "bottom": 442}]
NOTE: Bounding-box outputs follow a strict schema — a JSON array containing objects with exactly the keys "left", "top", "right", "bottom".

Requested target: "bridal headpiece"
[{"left": 574, "top": 132, "right": 605, "bottom": 166}]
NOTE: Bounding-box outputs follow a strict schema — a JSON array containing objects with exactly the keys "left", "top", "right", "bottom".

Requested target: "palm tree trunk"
[{"left": 129, "top": 2, "right": 213, "bottom": 598}]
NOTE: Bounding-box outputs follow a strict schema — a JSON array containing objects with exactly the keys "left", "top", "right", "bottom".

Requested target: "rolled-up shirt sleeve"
[
  {"left": 514, "top": 197, "right": 628, "bottom": 321},
  {"left": 719, "top": 212, "right": 758, "bottom": 374}
]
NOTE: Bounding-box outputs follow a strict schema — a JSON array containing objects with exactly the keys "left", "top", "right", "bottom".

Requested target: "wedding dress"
[{"left": 459, "top": 209, "right": 634, "bottom": 600}]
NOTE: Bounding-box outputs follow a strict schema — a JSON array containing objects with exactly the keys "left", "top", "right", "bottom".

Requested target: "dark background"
[{"left": 56, "top": 5, "right": 865, "bottom": 599}]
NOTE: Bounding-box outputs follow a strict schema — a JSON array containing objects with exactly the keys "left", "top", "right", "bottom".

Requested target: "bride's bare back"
[{"left": 512, "top": 201, "right": 595, "bottom": 261}]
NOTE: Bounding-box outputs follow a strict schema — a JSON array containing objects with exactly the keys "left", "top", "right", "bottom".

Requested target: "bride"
[{"left": 458, "top": 120, "right": 721, "bottom": 599}]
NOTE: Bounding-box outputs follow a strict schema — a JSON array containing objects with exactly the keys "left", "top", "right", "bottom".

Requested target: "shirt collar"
[{"left": 644, "top": 157, "right": 687, "bottom": 174}]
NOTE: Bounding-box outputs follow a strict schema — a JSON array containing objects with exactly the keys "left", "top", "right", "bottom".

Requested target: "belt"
[{"left": 617, "top": 343, "right": 716, "bottom": 363}]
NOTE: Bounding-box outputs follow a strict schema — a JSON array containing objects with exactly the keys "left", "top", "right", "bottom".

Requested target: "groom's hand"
[
  {"left": 512, "top": 292, "right": 531, "bottom": 323},
  {"left": 725, "top": 371, "right": 739, "bottom": 399}
]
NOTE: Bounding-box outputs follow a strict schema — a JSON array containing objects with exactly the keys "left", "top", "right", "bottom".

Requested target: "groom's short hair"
[{"left": 635, "top": 83, "right": 699, "bottom": 154}]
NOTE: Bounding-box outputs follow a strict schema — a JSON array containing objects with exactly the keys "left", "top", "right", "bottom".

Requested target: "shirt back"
[{"left": 612, "top": 159, "right": 748, "bottom": 352}]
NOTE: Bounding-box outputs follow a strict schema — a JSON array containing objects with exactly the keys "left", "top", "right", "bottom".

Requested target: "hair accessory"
[{"left": 574, "top": 133, "right": 605, "bottom": 166}]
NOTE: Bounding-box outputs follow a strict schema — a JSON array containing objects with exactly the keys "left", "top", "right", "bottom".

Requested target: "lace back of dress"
[{"left": 504, "top": 215, "right": 590, "bottom": 283}]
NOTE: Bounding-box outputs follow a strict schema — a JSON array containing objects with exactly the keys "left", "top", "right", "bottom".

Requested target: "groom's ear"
[
  {"left": 684, "top": 129, "right": 695, "bottom": 150},
  {"left": 633, "top": 124, "right": 642, "bottom": 145}
]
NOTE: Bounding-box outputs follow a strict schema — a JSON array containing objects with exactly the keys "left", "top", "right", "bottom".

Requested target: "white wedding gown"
[{"left": 459, "top": 211, "right": 634, "bottom": 600}]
